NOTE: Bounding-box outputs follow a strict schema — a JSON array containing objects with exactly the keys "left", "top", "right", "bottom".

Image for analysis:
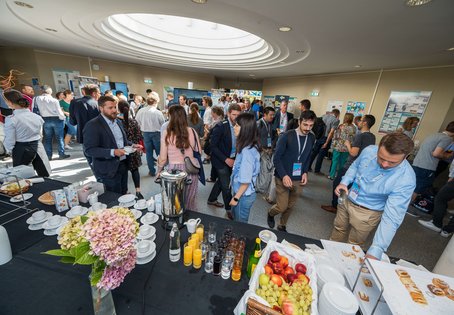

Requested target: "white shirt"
[
  {"left": 4, "top": 109, "right": 44, "bottom": 152},
  {"left": 203, "top": 106, "right": 213, "bottom": 126},
  {"left": 135, "top": 105, "right": 165, "bottom": 132},
  {"left": 183, "top": 104, "right": 189, "bottom": 115},
  {"left": 35, "top": 94, "right": 65, "bottom": 120}
]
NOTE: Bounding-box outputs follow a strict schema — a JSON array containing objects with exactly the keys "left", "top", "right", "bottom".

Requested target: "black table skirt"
[{"left": 0, "top": 179, "right": 321, "bottom": 315}]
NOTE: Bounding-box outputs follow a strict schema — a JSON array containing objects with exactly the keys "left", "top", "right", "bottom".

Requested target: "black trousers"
[
  {"left": 208, "top": 166, "right": 232, "bottom": 211},
  {"left": 432, "top": 180, "right": 454, "bottom": 233},
  {"left": 98, "top": 160, "right": 129, "bottom": 194},
  {"left": 331, "top": 166, "right": 349, "bottom": 208},
  {"left": 12, "top": 141, "right": 49, "bottom": 177}
]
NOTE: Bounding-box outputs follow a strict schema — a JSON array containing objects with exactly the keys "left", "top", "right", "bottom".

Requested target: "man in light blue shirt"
[{"left": 330, "top": 132, "right": 416, "bottom": 260}]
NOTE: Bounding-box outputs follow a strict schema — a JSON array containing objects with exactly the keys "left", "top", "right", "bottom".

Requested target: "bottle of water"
[
  {"left": 338, "top": 189, "right": 347, "bottom": 205},
  {"left": 169, "top": 223, "right": 181, "bottom": 262}
]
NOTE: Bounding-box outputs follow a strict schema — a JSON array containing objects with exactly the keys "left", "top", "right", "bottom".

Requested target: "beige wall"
[
  {"left": 263, "top": 66, "right": 454, "bottom": 142},
  {"left": 0, "top": 47, "right": 39, "bottom": 87},
  {"left": 216, "top": 78, "right": 263, "bottom": 91}
]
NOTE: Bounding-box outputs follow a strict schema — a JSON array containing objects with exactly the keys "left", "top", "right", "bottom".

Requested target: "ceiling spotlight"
[
  {"left": 14, "top": 1, "right": 33, "bottom": 8},
  {"left": 278, "top": 26, "right": 292, "bottom": 32},
  {"left": 249, "top": 74, "right": 255, "bottom": 77},
  {"left": 447, "top": 47, "right": 454, "bottom": 51},
  {"left": 191, "top": 0, "right": 207, "bottom": 3},
  {"left": 296, "top": 50, "right": 305, "bottom": 54},
  {"left": 354, "top": 65, "right": 362, "bottom": 68},
  {"left": 45, "top": 28, "right": 58, "bottom": 32},
  {"left": 405, "top": 0, "right": 432, "bottom": 7}
]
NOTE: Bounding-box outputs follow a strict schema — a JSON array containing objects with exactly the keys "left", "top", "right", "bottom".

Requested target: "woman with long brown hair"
[
  {"left": 157, "top": 105, "right": 202, "bottom": 211},
  {"left": 187, "top": 102, "right": 204, "bottom": 138},
  {"left": 399, "top": 116, "right": 420, "bottom": 139},
  {"left": 117, "top": 100, "right": 144, "bottom": 199},
  {"left": 328, "top": 112, "right": 356, "bottom": 179}
]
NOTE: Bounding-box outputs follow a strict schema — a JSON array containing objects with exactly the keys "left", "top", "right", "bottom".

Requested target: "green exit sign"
[
  {"left": 310, "top": 90, "right": 319, "bottom": 96},
  {"left": 144, "top": 79, "right": 153, "bottom": 84}
]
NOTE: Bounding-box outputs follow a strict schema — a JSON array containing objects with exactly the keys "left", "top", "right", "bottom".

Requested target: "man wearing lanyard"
[
  {"left": 330, "top": 132, "right": 416, "bottom": 260},
  {"left": 257, "top": 107, "right": 276, "bottom": 150},
  {"left": 272, "top": 100, "right": 294, "bottom": 136},
  {"left": 267, "top": 111, "right": 316, "bottom": 232}
]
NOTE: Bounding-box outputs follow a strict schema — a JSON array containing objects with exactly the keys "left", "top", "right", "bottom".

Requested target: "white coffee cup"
[
  {"left": 138, "top": 241, "right": 150, "bottom": 253},
  {"left": 184, "top": 218, "right": 201, "bottom": 234},
  {"left": 139, "top": 225, "right": 152, "bottom": 237},
  {"left": 87, "top": 192, "right": 98, "bottom": 205},
  {"left": 124, "top": 146, "right": 134, "bottom": 154},
  {"left": 136, "top": 199, "right": 147, "bottom": 208},
  {"left": 48, "top": 215, "right": 61, "bottom": 227},
  {"left": 147, "top": 199, "right": 155, "bottom": 212},
  {"left": 71, "top": 206, "right": 83, "bottom": 215},
  {"left": 32, "top": 210, "right": 46, "bottom": 221}
]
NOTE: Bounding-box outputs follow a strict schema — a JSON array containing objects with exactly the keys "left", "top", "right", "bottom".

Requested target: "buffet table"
[{"left": 0, "top": 179, "right": 322, "bottom": 315}]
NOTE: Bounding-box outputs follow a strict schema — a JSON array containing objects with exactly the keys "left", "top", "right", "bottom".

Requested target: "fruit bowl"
[{"left": 235, "top": 241, "right": 318, "bottom": 315}]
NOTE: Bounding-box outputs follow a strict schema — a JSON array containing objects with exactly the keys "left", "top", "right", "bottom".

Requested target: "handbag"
[{"left": 181, "top": 129, "right": 206, "bottom": 185}]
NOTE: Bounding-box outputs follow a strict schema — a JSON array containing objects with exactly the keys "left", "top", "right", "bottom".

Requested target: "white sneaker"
[
  {"left": 65, "top": 145, "right": 72, "bottom": 150},
  {"left": 440, "top": 230, "right": 453, "bottom": 238},
  {"left": 418, "top": 220, "right": 442, "bottom": 232}
]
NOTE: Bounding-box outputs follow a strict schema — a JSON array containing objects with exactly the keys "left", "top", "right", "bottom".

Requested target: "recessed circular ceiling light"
[
  {"left": 191, "top": 0, "right": 207, "bottom": 4},
  {"left": 278, "top": 26, "right": 292, "bottom": 32},
  {"left": 45, "top": 28, "right": 58, "bottom": 32},
  {"left": 405, "top": 0, "right": 432, "bottom": 7},
  {"left": 249, "top": 74, "right": 255, "bottom": 77},
  {"left": 296, "top": 50, "right": 305, "bottom": 54},
  {"left": 14, "top": 1, "right": 33, "bottom": 8},
  {"left": 354, "top": 65, "right": 362, "bottom": 68}
]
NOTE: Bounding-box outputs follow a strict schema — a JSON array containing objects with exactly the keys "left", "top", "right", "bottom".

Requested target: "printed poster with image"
[
  {"left": 263, "top": 95, "right": 275, "bottom": 107},
  {"left": 326, "top": 100, "right": 344, "bottom": 114},
  {"left": 346, "top": 101, "right": 366, "bottom": 116},
  {"left": 378, "top": 91, "right": 431, "bottom": 134}
]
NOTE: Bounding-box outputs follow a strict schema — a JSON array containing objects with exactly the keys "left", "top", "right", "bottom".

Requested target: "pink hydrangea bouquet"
[{"left": 44, "top": 207, "right": 139, "bottom": 290}]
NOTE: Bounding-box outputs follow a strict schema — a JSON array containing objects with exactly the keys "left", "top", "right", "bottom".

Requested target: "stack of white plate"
[
  {"left": 140, "top": 212, "right": 159, "bottom": 225},
  {"left": 118, "top": 194, "right": 136, "bottom": 208},
  {"left": 42, "top": 215, "right": 68, "bottom": 236},
  {"left": 66, "top": 205, "right": 88, "bottom": 219},
  {"left": 318, "top": 282, "right": 358, "bottom": 315},
  {"left": 317, "top": 264, "right": 345, "bottom": 295},
  {"left": 136, "top": 239, "right": 156, "bottom": 265},
  {"left": 137, "top": 224, "right": 156, "bottom": 242},
  {"left": 26, "top": 210, "right": 53, "bottom": 230}
]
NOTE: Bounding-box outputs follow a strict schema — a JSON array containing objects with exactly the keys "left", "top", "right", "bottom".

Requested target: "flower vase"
[{"left": 91, "top": 286, "right": 116, "bottom": 315}]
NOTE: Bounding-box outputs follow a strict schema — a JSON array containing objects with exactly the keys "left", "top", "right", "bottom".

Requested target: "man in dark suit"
[
  {"left": 83, "top": 96, "right": 141, "bottom": 194},
  {"left": 272, "top": 100, "right": 294, "bottom": 136},
  {"left": 207, "top": 103, "right": 242, "bottom": 219},
  {"left": 69, "top": 84, "right": 100, "bottom": 168}
]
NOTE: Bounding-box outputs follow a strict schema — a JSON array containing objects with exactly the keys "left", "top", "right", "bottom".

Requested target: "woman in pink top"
[{"left": 157, "top": 106, "right": 202, "bottom": 211}]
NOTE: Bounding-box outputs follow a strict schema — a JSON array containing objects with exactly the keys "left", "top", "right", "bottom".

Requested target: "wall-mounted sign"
[
  {"left": 310, "top": 90, "right": 319, "bottom": 97},
  {"left": 144, "top": 78, "right": 153, "bottom": 84}
]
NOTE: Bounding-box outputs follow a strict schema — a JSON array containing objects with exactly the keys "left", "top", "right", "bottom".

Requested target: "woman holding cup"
[{"left": 229, "top": 113, "right": 261, "bottom": 223}]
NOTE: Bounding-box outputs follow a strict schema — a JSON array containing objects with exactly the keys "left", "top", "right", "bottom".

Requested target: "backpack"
[
  {"left": 256, "top": 152, "right": 274, "bottom": 194},
  {"left": 312, "top": 117, "right": 326, "bottom": 139}
]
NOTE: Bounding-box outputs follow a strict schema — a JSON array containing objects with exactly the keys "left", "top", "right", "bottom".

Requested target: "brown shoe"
[{"left": 321, "top": 205, "right": 337, "bottom": 213}]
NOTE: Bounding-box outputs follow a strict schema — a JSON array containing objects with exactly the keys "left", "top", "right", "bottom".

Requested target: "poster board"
[
  {"left": 263, "top": 95, "right": 275, "bottom": 107},
  {"left": 346, "top": 101, "right": 366, "bottom": 117},
  {"left": 326, "top": 100, "right": 344, "bottom": 114},
  {"left": 52, "top": 70, "right": 80, "bottom": 92},
  {"left": 378, "top": 91, "right": 431, "bottom": 134},
  {"left": 210, "top": 89, "right": 225, "bottom": 106}
]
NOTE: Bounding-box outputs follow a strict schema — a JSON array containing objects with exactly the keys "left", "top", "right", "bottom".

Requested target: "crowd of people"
[{"left": 1, "top": 83, "right": 454, "bottom": 260}]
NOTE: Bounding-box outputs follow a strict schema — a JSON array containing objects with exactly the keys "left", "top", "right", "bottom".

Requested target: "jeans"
[
  {"left": 232, "top": 192, "right": 256, "bottom": 223},
  {"left": 43, "top": 117, "right": 65, "bottom": 158},
  {"left": 310, "top": 137, "right": 330, "bottom": 172},
  {"left": 143, "top": 131, "right": 161, "bottom": 175},
  {"left": 432, "top": 180, "right": 454, "bottom": 232},
  {"left": 98, "top": 161, "right": 128, "bottom": 194},
  {"left": 65, "top": 118, "right": 77, "bottom": 136},
  {"left": 208, "top": 166, "right": 232, "bottom": 211}
]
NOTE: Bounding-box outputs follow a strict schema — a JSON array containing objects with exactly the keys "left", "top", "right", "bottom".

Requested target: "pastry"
[
  {"left": 361, "top": 266, "right": 370, "bottom": 274},
  {"left": 432, "top": 278, "right": 449, "bottom": 290},
  {"left": 427, "top": 284, "right": 445, "bottom": 296},
  {"left": 38, "top": 192, "right": 55, "bottom": 205},
  {"left": 395, "top": 269, "right": 428, "bottom": 305},
  {"left": 358, "top": 291, "right": 369, "bottom": 302},
  {"left": 362, "top": 277, "right": 373, "bottom": 288},
  {"left": 395, "top": 269, "right": 410, "bottom": 278},
  {"left": 352, "top": 245, "right": 361, "bottom": 253}
]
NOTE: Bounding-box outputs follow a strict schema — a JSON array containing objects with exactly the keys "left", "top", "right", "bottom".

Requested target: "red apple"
[
  {"left": 282, "top": 298, "right": 297, "bottom": 315},
  {"left": 280, "top": 256, "right": 289, "bottom": 268},
  {"left": 272, "top": 305, "right": 282, "bottom": 313},
  {"left": 272, "top": 262, "right": 284, "bottom": 275},
  {"left": 295, "top": 263, "right": 307, "bottom": 274},
  {"left": 270, "top": 274, "right": 283, "bottom": 287},
  {"left": 270, "top": 250, "right": 281, "bottom": 263},
  {"left": 264, "top": 265, "right": 274, "bottom": 276},
  {"left": 297, "top": 273, "right": 310, "bottom": 284},
  {"left": 286, "top": 273, "right": 298, "bottom": 284}
]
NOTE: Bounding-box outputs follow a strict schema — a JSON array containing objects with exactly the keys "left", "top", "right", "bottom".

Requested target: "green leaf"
[
  {"left": 80, "top": 215, "right": 88, "bottom": 224},
  {"left": 75, "top": 251, "right": 97, "bottom": 265},
  {"left": 90, "top": 269, "right": 104, "bottom": 286},
  {"left": 74, "top": 241, "right": 90, "bottom": 260},
  {"left": 59, "top": 256, "right": 76, "bottom": 264},
  {"left": 43, "top": 249, "right": 73, "bottom": 257}
]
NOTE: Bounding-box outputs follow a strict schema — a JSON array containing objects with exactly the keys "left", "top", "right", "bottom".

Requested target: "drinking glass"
[
  {"left": 193, "top": 248, "right": 202, "bottom": 269},
  {"left": 221, "top": 257, "right": 232, "bottom": 279},
  {"left": 196, "top": 223, "right": 204, "bottom": 243},
  {"left": 188, "top": 236, "right": 198, "bottom": 251},
  {"left": 213, "top": 255, "right": 222, "bottom": 276},
  {"left": 231, "top": 258, "right": 242, "bottom": 281},
  {"left": 183, "top": 243, "right": 193, "bottom": 267},
  {"left": 201, "top": 238, "right": 209, "bottom": 261},
  {"left": 191, "top": 233, "right": 200, "bottom": 248},
  {"left": 204, "top": 258, "right": 213, "bottom": 273},
  {"left": 208, "top": 222, "right": 216, "bottom": 244},
  {"left": 225, "top": 250, "right": 235, "bottom": 269}
]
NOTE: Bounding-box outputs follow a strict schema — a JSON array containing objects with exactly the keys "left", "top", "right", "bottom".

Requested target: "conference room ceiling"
[{"left": 0, "top": 0, "right": 453, "bottom": 79}]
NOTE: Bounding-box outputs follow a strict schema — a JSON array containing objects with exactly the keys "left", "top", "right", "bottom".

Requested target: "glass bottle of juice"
[{"left": 246, "top": 238, "right": 261, "bottom": 278}]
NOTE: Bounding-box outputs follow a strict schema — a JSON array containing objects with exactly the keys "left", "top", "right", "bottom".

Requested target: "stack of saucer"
[
  {"left": 88, "top": 202, "right": 107, "bottom": 212},
  {"left": 140, "top": 212, "right": 159, "bottom": 225},
  {"left": 137, "top": 224, "right": 156, "bottom": 242},
  {"left": 136, "top": 239, "right": 156, "bottom": 265},
  {"left": 66, "top": 205, "right": 88, "bottom": 219},
  {"left": 118, "top": 194, "right": 136, "bottom": 208},
  {"left": 42, "top": 215, "right": 68, "bottom": 236},
  {"left": 318, "top": 282, "right": 358, "bottom": 315},
  {"left": 26, "top": 210, "right": 53, "bottom": 230}
]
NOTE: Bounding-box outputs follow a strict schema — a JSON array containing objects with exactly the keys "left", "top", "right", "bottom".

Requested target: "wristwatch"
[{"left": 233, "top": 196, "right": 239, "bottom": 202}]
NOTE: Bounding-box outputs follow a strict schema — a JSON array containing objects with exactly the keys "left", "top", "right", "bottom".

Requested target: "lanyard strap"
[
  {"left": 261, "top": 118, "right": 270, "bottom": 136},
  {"left": 296, "top": 132, "right": 309, "bottom": 161}
]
